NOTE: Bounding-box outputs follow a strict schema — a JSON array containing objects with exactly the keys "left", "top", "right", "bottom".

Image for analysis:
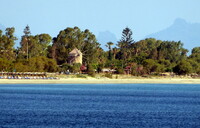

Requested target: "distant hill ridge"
[
  {"left": 1, "top": 19, "right": 200, "bottom": 52},
  {"left": 146, "top": 18, "right": 200, "bottom": 52},
  {"left": 97, "top": 31, "right": 118, "bottom": 51}
]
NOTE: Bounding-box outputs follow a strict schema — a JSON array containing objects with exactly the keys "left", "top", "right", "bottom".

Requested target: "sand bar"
[{"left": 0, "top": 78, "right": 200, "bottom": 84}]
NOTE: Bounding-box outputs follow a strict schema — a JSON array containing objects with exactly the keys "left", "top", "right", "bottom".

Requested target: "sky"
[{"left": 0, "top": 0, "right": 200, "bottom": 42}]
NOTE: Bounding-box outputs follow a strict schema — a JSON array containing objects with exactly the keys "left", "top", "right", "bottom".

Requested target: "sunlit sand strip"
[{"left": 0, "top": 78, "right": 200, "bottom": 84}]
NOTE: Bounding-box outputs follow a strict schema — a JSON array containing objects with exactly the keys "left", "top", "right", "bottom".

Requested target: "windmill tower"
[{"left": 68, "top": 48, "right": 82, "bottom": 64}]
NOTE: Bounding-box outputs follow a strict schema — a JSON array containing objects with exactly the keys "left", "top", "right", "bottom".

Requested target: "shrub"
[
  {"left": 97, "top": 64, "right": 103, "bottom": 73},
  {"left": 71, "top": 63, "right": 81, "bottom": 73},
  {"left": 116, "top": 67, "right": 124, "bottom": 74},
  {"left": 105, "top": 73, "right": 113, "bottom": 79},
  {"left": 87, "top": 64, "right": 95, "bottom": 77},
  {"left": 173, "top": 60, "right": 193, "bottom": 75},
  {"left": 76, "top": 74, "right": 87, "bottom": 78},
  {"left": 0, "top": 58, "right": 13, "bottom": 72}
]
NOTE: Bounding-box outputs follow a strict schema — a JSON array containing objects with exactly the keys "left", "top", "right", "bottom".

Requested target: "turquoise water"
[{"left": 0, "top": 84, "right": 200, "bottom": 128}]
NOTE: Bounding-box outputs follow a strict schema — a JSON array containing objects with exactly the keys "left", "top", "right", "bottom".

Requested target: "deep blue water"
[{"left": 0, "top": 84, "right": 200, "bottom": 128}]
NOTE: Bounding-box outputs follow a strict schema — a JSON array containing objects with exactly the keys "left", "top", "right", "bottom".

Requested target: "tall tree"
[
  {"left": 0, "top": 27, "right": 17, "bottom": 60},
  {"left": 118, "top": 27, "right": 134, "bottom": 49},
  {"left": 19, "top": 25, "right": 31, "bottom": 59},
  {"left": 21, "top": 34, "right": 52, "bottom": 58},
  {"left": 190, "top": 47, "right": 200, "bottom": 63},
  {"left": 23, "top": 25, "right": 31, "bottom": 36},
  {"left": 117, "top": 27, "right": 134, "bottom": 65},
  {"left": 112, "top": 47, "right": 118, "bottom": 59},
  {"left": 191, "top": 47, "right": 200, "bottom": 55},
  {"left": 106, "top": 42, "right": 114, "bottom": 60},
  {"left": 51, "top": 27, "right": 100, "bottom": 65},
  {"left": 18, "top": 25, "right": 52, "bottom": 59},
  {"left": 157, "top": 41, "right": 187, "bottom": 62},
  {"left": 35, "top": 34, "right": 52, "bottom": 56}
]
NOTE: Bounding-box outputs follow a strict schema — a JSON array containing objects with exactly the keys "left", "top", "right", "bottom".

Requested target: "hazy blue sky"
[{"left": 0, "top": 0, "right": 200, "bottom": 41}]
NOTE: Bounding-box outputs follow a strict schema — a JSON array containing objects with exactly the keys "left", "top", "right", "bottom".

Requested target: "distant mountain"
[
  {"left": 146, "top": 18, "right": 200, "bottom": 52},
  {"left": 97, "top": 31, "right": 118, "bottom": 51}
]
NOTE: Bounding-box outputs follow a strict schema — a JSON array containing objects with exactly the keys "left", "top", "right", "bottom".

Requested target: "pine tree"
[
  {"left": 118, "top": 27, "right": 134, "bottom": 49},
  {"left": 23, "top": 25, "right": 31, "bottom": 37},
  {"left": 117, "top": 27, "right": 134, "bottom": 62}
]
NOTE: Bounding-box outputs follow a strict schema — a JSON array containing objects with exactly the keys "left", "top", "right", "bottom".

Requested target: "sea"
[{"left": 0, "top": 84, "right": 200, "bottom": 128}]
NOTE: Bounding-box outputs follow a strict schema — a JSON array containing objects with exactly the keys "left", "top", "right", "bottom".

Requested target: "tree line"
[{"left": 0, "top": 26, "right": 200, "bottom": 76}]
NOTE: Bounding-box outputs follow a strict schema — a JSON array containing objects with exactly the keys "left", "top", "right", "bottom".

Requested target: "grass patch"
[
  {"left": 104, "top": 73, "right": 113, "bottom": 79},
  {"left": 76, "top": 74, "right": 87, "bottom": 78}
]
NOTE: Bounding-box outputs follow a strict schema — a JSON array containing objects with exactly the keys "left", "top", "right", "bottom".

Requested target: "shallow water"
[{"left": 0, "top": 84, "right": 200, "bottom": 128}]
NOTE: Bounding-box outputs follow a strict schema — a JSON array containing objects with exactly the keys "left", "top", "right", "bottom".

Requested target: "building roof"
[
  {"left": 102, "top": 68, "right": 116, "bottom": 72},
  {"left": 69, "top": 48, "right": 82, "bottom": 56}
]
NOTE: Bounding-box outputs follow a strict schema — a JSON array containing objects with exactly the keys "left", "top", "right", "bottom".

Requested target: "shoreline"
[{"left": 0, "top": 78, "right": 200, "bottom": 84}]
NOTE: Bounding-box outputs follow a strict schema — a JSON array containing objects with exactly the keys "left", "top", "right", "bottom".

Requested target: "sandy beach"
[{"left": 0, "top": 78, "right": 200, "bottom": 84}]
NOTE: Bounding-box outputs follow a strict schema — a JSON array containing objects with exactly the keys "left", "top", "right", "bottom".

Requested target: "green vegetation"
[
  {"left": 104, "top": 73, "right": 113, "bottom": 79},
  {"left": 0, "top": 25, "right": 200, "bottom": 77},
  {"left": 87, "top": 64, "right": 95, "bottom": 77},
  {"left": 49, "top": 27, "right": 101, "bottom": 65}
]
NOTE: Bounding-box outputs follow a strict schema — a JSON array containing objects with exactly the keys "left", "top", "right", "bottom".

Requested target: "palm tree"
[
  {"left": 106, "top": 42, "right": 114, "bottom": 51},
  {"left": 106, "top": 42, "right": 114, "bottom": 60},
  {"left": 112, "top": 47, "right": 118, "bottom": 59}
]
